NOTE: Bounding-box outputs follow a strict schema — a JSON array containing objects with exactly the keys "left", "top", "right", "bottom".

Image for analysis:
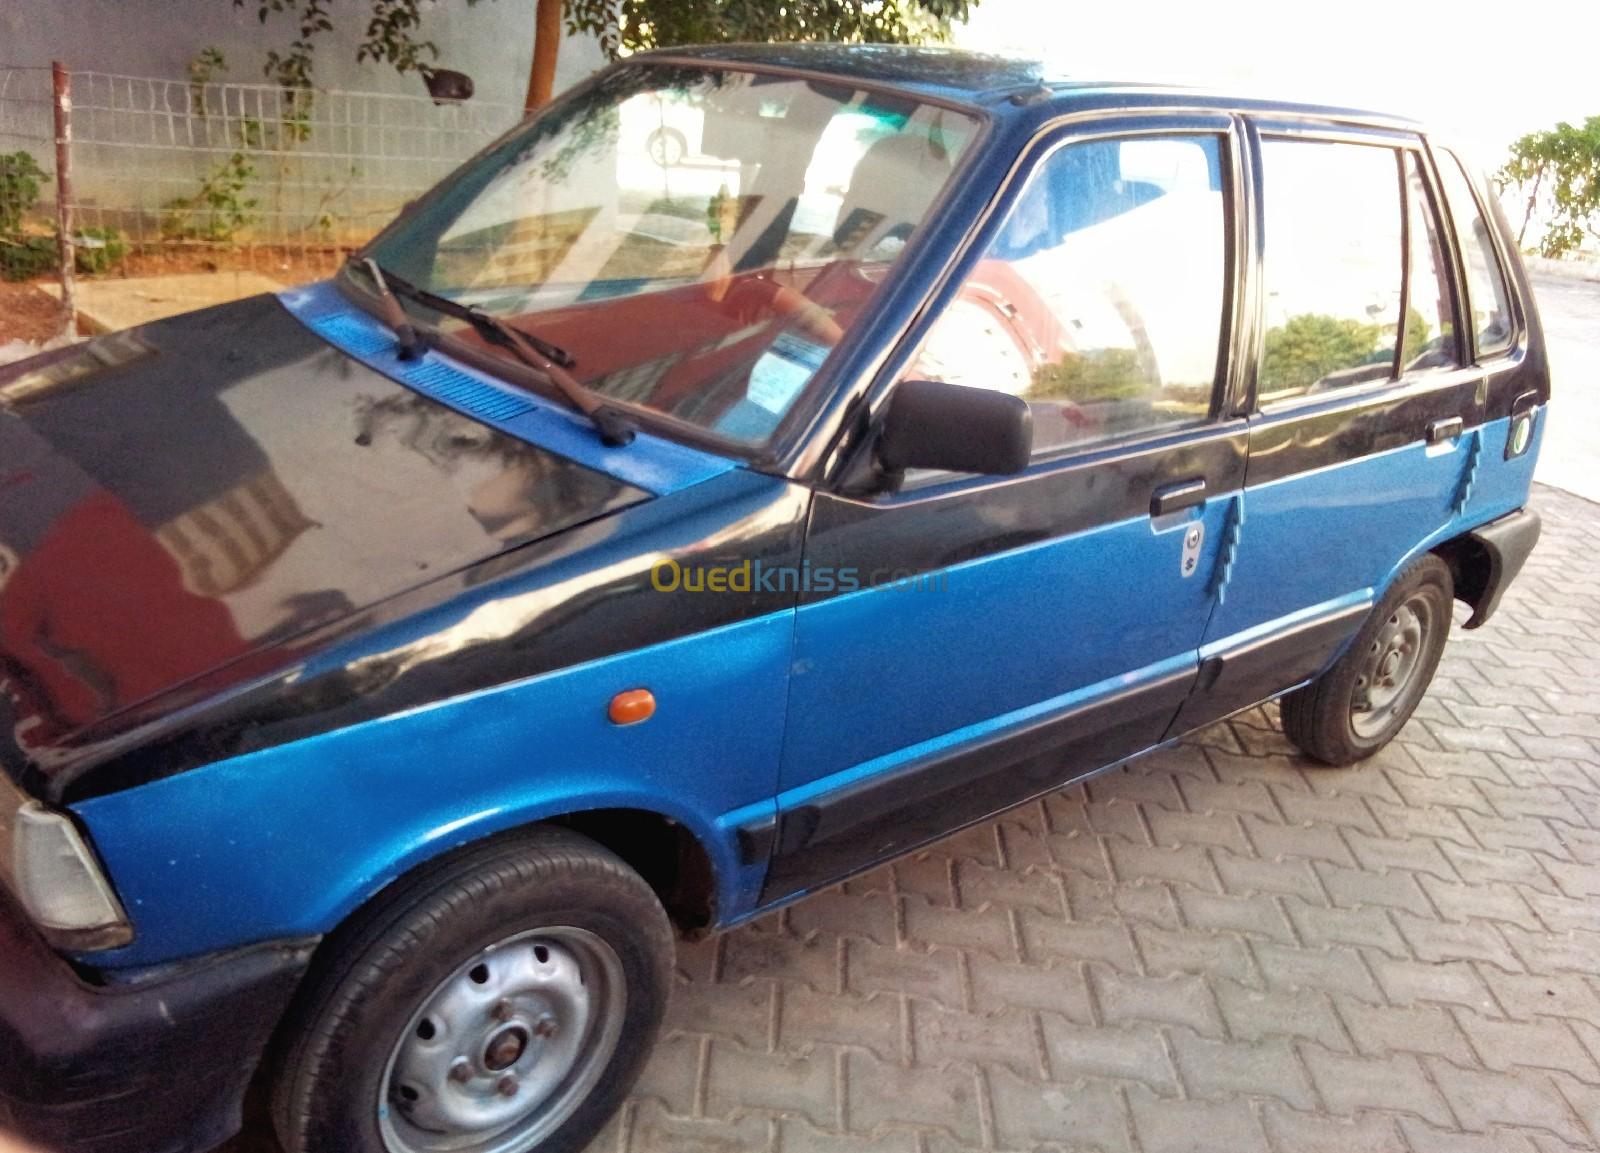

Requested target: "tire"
[
  {"left": 1281, "top": 553, "right": 1453, "bottom": 766},
  {"left": 271, "top": 827, "right": 674, "bottom": 1153}
]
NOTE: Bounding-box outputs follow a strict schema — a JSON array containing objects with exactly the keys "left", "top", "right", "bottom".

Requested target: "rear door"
[
  {"left": 1177, "top": 123, "right": 1485, "bottom": 729},
  {"left": 764, "top": 117, "right": 1250, "bottom": 902}
]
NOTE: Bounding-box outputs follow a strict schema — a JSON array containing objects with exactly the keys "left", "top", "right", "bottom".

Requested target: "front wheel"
[
  {"left": 272, "top": 827, "right": 674, "bottom": 1153},
  {"left": 1281, "top": 553, "right": 1453, "bottom": 766}
]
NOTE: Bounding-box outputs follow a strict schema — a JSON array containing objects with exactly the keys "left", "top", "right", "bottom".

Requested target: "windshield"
[{"left": 365, "top": 64, "right": 978, "bottom": 446}]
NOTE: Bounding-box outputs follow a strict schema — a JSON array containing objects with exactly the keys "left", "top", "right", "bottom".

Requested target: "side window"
[
  {"left": 906, "top": 133, "right": 1228, "bottom": 455},
  {"left": 1436, "top": 150, "right": 1515, "bottom": 357},
  {"left": 1402, "top": 151, "right": 1460, "bottom": 374},
  {"left": 1258, "top": 139, "right": 1402, "bottom": 405}
]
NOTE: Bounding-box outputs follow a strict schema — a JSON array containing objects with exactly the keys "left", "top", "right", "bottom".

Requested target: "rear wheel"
[
  {"left": 1281, "top": 553, "right": 1452, "bottom": 766},
  {"left": 273, "top": 827, "right": 674, "bottom": 1153}
]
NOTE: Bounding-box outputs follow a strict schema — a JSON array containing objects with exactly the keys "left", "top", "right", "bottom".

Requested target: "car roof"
[{"left": 636, "top": 43, "right": 1420, "bottom": 130}]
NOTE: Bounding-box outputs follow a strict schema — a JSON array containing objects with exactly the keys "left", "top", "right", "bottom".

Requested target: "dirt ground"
[
  {"left": 0, "top": 281, "right": 68, "bottom": 345},
  {"left": 0, "top": 244, "right": 353, "bottom": 347},
  {"left": 106, "top": 243, "right": 353, "bottom": 284}
]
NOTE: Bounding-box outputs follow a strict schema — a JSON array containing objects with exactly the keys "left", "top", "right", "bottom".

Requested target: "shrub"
[
  {"left": 73, "top": 227, "right": 129, "bottom": 275},
  {"left": 0, "top": 151, "right": 45, "bottom": 235},
  {"left": 0, "top": 234, "right": 58, "bottom": 282}
]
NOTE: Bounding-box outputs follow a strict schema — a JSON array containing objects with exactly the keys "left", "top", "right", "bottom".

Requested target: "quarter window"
[
  {"left": 1258, "top": 139, "right": 1403, "bottom": 405},
  {"left": 905, "top": 133, "right": 1229, "bottom": 455},
  {"left": 1436, "top": 150, "right": 1515, "bottom": 357},
  {"left": 1402, "top": 152, "right": 1460, "bottom": 374}
]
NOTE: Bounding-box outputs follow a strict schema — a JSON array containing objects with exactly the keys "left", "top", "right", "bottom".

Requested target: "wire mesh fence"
[
  {"left": 0, "top": 66, "right": 60, "bottom": 286},
  {"left": 1, "top": 64, "right": 522, "bottom": 293}
]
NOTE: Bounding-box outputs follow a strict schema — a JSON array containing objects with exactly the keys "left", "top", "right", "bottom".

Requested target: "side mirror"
[
  {"left": 422, "top": 68, "right": 475, "bottom": 104},
  {"left": 878, "top": 379, "right": 1033, "bottom": 477}
]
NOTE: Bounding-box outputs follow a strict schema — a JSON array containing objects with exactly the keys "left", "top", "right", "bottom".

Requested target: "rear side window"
[
  {"left": 1436, "top": 150, "right": 1515, "bottom": 357},
  {"left": 905, "top": 133, "right": 1229, "bottom": 455},
  {"left": 1257, "top": 139, "right": 1403, "bottom": 405}
]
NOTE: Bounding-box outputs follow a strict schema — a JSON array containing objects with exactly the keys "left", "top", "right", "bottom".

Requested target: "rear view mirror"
[
  {"left": 879, "top": 379, "right": 1033, "bottom": 477},
  {"left": 422, "top": 68, "right": 475, "bottom": 104}
]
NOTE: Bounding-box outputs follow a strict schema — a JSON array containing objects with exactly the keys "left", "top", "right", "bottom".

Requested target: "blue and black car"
[{"left": 0, "top": 43, "right": 1545, "bottom": 1153}]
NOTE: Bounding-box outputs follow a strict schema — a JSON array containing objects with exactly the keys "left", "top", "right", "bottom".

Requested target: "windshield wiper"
[
  {"left": 349, "top": 259, "right": 632, "bottom": 447},
  {"left": 456, "top": 306, "right": 636, "bottom": 446},
  {"left": 366, "top": 263, "right": 576, "bottom": 369},
  {"left": 353, "top": 258, "right": 424, "bottom": 360}
]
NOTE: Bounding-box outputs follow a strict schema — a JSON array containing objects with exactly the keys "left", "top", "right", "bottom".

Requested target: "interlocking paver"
[
  {"left": 1212, "top": 979, "right": 1351, "bottom": 1051},
  {"left": 1368, "top": 954, "right": 1498, "bottom": 1013},
  {"left": 1260, "top": 1103, "right": 1410, "bottom": 1152},
  {"left": 1037, "top": 1017, "right": 1179, "bottom": 1093},
  {"left": 1252, "top": 941, "right": 1385, "bottom": 1001},
  {"left": 987, "top": 1069, "right": 1133, "bottom": 1153},
  {"left": 1167, "top": 1029, "right": 1318, "bottom": 1109},
  {"left": 1090, "top": 967, "right": 1226, "bottom": 1038},
  {"left": 1299, "top": 1047, "right": 1455, "bottom": 1126},
  {"left": 1335, "top": 994, "right": 1476, "bottom": 1062},
  {"left": 1455, "top": 1011, "right": 1600, "bottom": 1081},
  {"left": 1173, "top": 888, "right": 1297, "bottom": 943},
  {"left": 1426, "top": 1060, "right": 1592, "bottom": 1144},
  {"left": 1126, "top": 1091, "right": 1270, "bottom": 1153},
  {"left": 843, "top": 1054, "right": 983, "bottom": 1145},
  {"left": 705, "top": 1043, "right": 835, "bottom": 1128}
]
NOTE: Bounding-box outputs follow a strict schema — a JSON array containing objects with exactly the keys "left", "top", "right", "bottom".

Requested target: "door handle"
[
  {"left": 1426, "top": 416, "right": 1464, "bottom": 445},
  {"left": 1150, "top": 477, "right": 1207, "bottom": 517}
]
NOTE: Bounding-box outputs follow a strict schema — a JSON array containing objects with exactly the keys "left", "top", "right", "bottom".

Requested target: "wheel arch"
[
  {"left": 257, "top": 807, "right": 719, "bottom": 1107},
  {"left": 334, "top": 801, "right": 727, "bottom": 942},
  {"left": 1431, "top": 532, "right": 1491, "bottom": 618},
  {"left": 1430, "top": 508, "right": 1539, "bottom": 629}
]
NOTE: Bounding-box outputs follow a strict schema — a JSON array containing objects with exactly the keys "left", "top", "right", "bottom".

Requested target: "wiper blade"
[
  {"left": 381, "top": 271, "right": 576, "bottom": 370},
  {"left": 353, "top": 258, "right": 424, "bottom": 360},
  {"left": 460, "top": 307, "right": 636, "bottom": 447},
  {"left": 358, "top": 262, "right": 632, "bottom": 447}
]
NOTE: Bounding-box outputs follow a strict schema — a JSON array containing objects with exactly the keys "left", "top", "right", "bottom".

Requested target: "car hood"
[{"left": 0, "top": 294, "right": 651, "bottom": 780}]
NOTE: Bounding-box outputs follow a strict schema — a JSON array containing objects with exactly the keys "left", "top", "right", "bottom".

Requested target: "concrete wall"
[{"left": 1, "top": 0, "right": 605, "bottom": 109}]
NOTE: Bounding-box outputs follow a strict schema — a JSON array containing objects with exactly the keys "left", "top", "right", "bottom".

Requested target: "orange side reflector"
[{"left": 608, "top": 688, "right": 656, "bottom": 726}]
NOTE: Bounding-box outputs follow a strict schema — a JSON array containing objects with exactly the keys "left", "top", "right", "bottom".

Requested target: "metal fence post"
[{"left": 51, "top": 61, "right": 77, "bottom": 340}]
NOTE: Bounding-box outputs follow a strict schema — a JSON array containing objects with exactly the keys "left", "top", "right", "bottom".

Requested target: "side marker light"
[{"left": 608, "top": 689, "right": 656, "bottom": 726}]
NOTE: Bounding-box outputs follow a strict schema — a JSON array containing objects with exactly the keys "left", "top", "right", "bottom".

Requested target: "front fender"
[{"left": 73, "top": 610, "right": 794, "bottom": 969}]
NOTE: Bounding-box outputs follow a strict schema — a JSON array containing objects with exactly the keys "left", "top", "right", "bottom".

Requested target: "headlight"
[{"left": 1, "top": 776, "right": 131, "bottom": 949}]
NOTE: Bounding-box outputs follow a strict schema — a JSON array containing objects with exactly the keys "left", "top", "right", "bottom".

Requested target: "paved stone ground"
[{"left": 583, "top": 484, "right": 1600, "bottom": 1153}]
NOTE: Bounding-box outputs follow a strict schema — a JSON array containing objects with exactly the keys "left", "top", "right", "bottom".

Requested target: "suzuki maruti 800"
[{"left": 0, "top": 43, "right": 1546, "bottom": 1153}]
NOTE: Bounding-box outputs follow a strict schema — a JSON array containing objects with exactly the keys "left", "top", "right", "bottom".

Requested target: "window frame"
[
  {"left": 1428, "top": 143, "right": 1524, "bottom": 365},
  {"left": 858, "top": 113, "right": 1245, "bottom": 483},
  {"left": 1249, "top": 127, "right": 1416, "bottom": 413},
  {"left": 1398, "top": 146, "right": 1471, "bottom": 375}
]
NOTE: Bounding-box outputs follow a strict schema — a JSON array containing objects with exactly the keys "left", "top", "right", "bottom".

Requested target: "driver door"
[{"left": 764, "top": 117, "right": 1250, "bottom": 902}]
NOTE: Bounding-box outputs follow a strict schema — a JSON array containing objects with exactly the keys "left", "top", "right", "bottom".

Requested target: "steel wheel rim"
[
  {"left": 378, "top": 926, "right": 625, "bottom": 1153},
  {"left": 1351, "top": 593, "right": 1433, "bottom": 739}
]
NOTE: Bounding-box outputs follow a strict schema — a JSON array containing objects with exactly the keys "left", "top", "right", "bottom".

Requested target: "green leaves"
[
  {"left": 564, "top": 0, "right": 976, "bottom": 59},
  {"left": 0, "top": 151, "right": 46, "bottom": 236},
  {"left": 1260, "top": 313, "right": 1381, "bottom": 395},
  {"left": 238, "top": 0, "right": 978, "bottom": 85},
  {"left": 1498, "top": 116, "right": 1600, "bottom": 258}
]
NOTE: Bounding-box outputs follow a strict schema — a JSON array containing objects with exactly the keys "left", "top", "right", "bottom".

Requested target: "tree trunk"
[{"left": 524, "top": 0, "right": 563, "bottom": 115}]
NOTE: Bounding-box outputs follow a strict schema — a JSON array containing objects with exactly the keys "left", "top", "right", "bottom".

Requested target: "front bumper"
[{"left": 0, "top": 890, "right": 315, "bottom": 1153}]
